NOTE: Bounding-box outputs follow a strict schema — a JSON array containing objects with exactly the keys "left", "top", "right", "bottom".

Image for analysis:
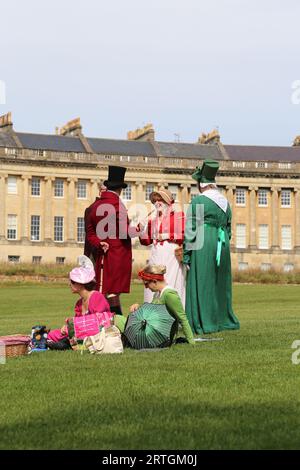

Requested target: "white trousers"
[{"left": 144, "top": 241, "right": 186, "bottom": 305}]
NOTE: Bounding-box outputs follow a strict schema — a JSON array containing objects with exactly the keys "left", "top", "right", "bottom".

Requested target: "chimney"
[
  {"left": 57, "top": 117, "right": 82, "bottom": 137},
  {"left": 198, "top": 128, "right": 220, "bottom": 145},
  {"left": 0, "top": 112, "right": 13, "bottom": 131},
  {"left": 293, "top": 135, "right": 300, "bottom": 147},
  {"left": 127, "top": 123, "right": 155, "bottom": 142}
]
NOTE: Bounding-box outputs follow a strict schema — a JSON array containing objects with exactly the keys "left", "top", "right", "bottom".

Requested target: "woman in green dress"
[{"left": 183, "top": 159, "right": 240, "bottom": 335}]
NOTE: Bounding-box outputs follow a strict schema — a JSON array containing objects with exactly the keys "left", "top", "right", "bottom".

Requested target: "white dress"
[{"left": 142, "top": 211, "right": 186, "bottom": 304}]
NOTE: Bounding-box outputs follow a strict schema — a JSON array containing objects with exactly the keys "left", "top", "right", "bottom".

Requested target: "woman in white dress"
[{"left": 139, "top": 189, "right": 186, "bottom": 304}]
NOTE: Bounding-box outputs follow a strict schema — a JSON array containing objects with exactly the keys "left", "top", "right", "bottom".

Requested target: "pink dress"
[{"left": 47, "top": 291, "right": 112, "bottom": 342}]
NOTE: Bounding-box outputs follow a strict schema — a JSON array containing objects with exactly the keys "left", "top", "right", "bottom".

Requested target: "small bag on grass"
[{"left": 84, "top": 326, "right": 123, "bottom": 354}]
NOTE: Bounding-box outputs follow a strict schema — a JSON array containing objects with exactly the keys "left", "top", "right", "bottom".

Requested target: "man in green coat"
[{"left": 183, "top": 159, "right": 240, "bottom": 335}]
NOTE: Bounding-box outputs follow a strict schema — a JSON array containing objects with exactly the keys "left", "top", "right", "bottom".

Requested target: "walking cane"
[{"left": 99, "top": 254, "right": 104, "bottom": 294}]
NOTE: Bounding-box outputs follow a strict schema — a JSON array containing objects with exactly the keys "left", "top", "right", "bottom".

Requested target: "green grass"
[{"left": 0, "top": 283, "right": 300, "bottom": 450}]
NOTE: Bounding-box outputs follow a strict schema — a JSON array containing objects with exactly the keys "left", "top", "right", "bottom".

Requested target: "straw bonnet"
[{"left": 149, "top": 188, "right": 174, "bottom": 205}]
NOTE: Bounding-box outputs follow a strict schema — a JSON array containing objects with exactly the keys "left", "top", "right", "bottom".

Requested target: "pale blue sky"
[{"left": 1, "top": 0, "right": 300, "bottom": 145}]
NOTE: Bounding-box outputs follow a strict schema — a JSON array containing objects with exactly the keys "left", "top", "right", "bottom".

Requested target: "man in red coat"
[{"left": 86, "top": 166, "right": 133, "bottom": 316}]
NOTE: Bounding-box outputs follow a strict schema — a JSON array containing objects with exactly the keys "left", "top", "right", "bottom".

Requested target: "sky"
[{"left": 1, "top": 0, "right": 300, "bottom": 146}]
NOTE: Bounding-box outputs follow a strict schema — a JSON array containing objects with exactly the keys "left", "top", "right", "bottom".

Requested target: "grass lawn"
[{"left": 0, "top": 282, "right": 299, "bottom": 450}]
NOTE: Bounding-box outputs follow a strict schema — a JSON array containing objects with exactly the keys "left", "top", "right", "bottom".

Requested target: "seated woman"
[
  {"left": 129, "top": 264, "right": 195, "bottom": 345},
  {"left": 47, "top": 257, "right": 113, "bottom": 350}
]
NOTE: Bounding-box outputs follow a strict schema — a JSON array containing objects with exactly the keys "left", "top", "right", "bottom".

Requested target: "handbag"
[{"left": 83, "top": 325, "right": 123, "bottom": 354}]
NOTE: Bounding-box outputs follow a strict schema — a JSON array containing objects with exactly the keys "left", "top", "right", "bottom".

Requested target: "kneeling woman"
[
  {"left": 130, "top": 265, "right": 195, "bottom": 345},
  {"left": 47, "top": 258, "right": 113, "bottom": 349}
]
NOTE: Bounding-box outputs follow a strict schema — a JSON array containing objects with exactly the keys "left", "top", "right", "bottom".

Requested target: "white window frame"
[
  {"left": 168, "top": 184, "right": 179, "bottom": 202},
  {"left": 7, "top": 176, "right": 17, "bottom": 194},
  {"left": 77, "top": 180, "right": 87, "bottom": 199},
  {"left": 54, "top": 179, "right": 64, "bottom": 198},
  {"left": 258, "top": 224, "right": 269, "bottom": 249},
  {"left": 145, "top": 183, "right": 154, "bottom": 201},
  {"left": 54, "top": 216, "right": 64, "bottom": 242},
  {"left": 281, "top": 225, "right": 292, "bottom": 250},
  {"left": 191, "top": 185, "right": 198, "bottom": 200},
  {"left": 235, "top": 188, "right": 246, "bottom": 206},
  {"left": 236, "top": 223, "right": 246, "bottom": 249},
  {"left": 31, "top": 177, "right": 41, "bottom": 197},
  {"left": 77, "top": 217, "right": 85, "bottom": 243},
  {"left": 8, "top": 255, "right": 20, "bottom": 263},
  {"left": 7, "top": 214, "right": 17, "bottom": 240},
  {"left": 122, "top": 183, "right": 132, "bottom": 201},
  {"left": 281, "top": 189, "right": 291, "bottom": 208},
  {"left": 258, "top": 189, "right": 268, "bottom": 207},
  {"left": 283, "top": 263, "right": 294, "bottom": 272},
  {"left": 238, "top": 262, "right": 248, "bottom": 271},
  {"left": 31, "top": 215, "right": 40, "bottom": 241}
]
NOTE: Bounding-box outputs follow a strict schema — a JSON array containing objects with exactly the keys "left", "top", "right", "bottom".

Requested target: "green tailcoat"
[{"left": 183, "top": 195, "right": 240, "bottom": 335}]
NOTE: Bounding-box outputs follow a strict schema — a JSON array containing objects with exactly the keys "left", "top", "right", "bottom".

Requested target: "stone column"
[
  {"left": 0, "top": 174, "right": 7, "bottom": 240},
  {"left": 21, "top": 175, "right": 30, "bottom": 241},
  {"left": 136, "top": 182, "right": 146, "bottom": 205},
  {"left": 67, "top": 177, "right": 77, "bottom": 242},
  {"left": 249, "top": 185, "right": 257, "bottom": 249},
  {"left": 294, "top": 187, "right": 300, "bottom": 250},
  {"left": 225, "top": 185, "right": 235, "bottom": 207},
  {"left": 44, "top": 176, "right": 54, "bottom": 241},
  {"left": 179, "top": 184, "right": 190, "bottom": 208},
  {"left": 91, "top": 178, "right": 100, "bottom": 202},
  {"left": 271, "top": 186, "right": 280, "bottom": 250}
]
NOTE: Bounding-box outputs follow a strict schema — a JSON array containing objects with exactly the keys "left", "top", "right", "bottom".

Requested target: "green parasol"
[{"left": 124, "top": 303, "right": 175, "bottom": 350}]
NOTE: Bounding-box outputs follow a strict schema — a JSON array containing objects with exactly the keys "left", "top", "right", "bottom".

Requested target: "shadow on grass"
[{"left": 1, "top": 398, "right": 299, "bottom": 450}]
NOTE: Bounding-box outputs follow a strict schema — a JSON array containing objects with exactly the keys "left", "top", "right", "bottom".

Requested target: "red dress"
[{"left": 86, "top": 190, "right": 133, "bottom": 293}]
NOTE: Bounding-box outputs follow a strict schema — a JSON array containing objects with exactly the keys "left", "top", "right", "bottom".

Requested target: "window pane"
[
  {"left": 281, "top": 190, "right": 291, "bottom": 207},
  {"left": 258, "top": 189, "right": 268, "bottom": 206},
  {"left": 54, "top": 216, "right": 64, "bottom": 241},
  {"left": 31, "top": 178, "right": 41, "bottom": 196},
  {"left": 191, "top": 185, "right": 198, "bottom": 200},
  {"left": 31, "top": 215, "right": 40, "bottom": 241},
  {"left": 8, "top": 255, "right": 20, "bottom": 263},
  {"left": 235, "top": 188, "right": 246, "bottom": 205},
  {"left": 77, "top": 180, "right": 87, "bottom": 198},
  {"left": 236, "top": 224, "right": 246, "bottom": 248},
  {"left": 32, "top": 256, "right": 42, "bottom": 264},
  {"left": 123, "top": 184, "right": 132, "bottom": 201},
  {"left": 7, "top": 214, "right": 17, "bottom": 239},
  {"left": 259, "top": 224, "right": 269, "bottom": 249},
  {"left": 54, "top": 179, "right": 64, "bottom": 197},
  {"left": 56, "top": 257, "right": 65, "bottom": 264},
  {"left": 281, "top": 225, "right": 292, "bottom": 250},
  {"left": 77, "top": 217, "right": 85, "bottom": 242},
  {"left": 168, "top": 184, "right": 178, "bottom": 202},
  {"left": 7, "top": 176, "right": 17, "bottom": 194},
  {"left": 145, "top": 184, "right": 154, "bottom": 201}
]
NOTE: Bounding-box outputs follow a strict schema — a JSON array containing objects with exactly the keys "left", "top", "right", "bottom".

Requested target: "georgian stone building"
[{"left": 0, "top": 112, "right": 300, "bottom": 271}]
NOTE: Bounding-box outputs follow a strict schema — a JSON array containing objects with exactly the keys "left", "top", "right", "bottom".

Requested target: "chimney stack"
[
  {"left": 57, "top": 117, "right": 82, "bottom": 137},
  {"left": 0, "top": 112, "right": 13, "bottom": 131},
  {"left": 127, "top": 123, "right": 155, "bottom": 142}
]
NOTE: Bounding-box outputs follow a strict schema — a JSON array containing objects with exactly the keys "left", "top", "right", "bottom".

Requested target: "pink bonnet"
[{"left": 69, "top": 267, "right": 95, "bottom": 284}]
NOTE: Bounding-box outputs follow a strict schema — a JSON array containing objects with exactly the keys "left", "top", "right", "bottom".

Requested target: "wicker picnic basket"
[{"left": 0, "top": 335, "right": 30, "bottom": 358}]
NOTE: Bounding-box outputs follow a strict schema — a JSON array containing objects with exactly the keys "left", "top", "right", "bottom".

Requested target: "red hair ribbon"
[{"left": 138, "top": 270, "right": 164, "bottom": 282}]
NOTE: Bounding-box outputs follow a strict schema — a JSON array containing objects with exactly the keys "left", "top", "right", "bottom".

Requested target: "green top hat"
[{"left": 192, "top": 159, "right": 219, "bottom": 183}]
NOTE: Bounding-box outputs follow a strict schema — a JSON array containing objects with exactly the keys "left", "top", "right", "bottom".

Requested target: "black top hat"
[{"left": 104, "top": 166, "right": 128, "bottom": 189}]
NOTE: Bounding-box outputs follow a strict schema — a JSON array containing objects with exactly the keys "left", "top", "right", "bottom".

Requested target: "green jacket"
[{"left": 152, "top": 287, "right": 195, "bottom": 345}]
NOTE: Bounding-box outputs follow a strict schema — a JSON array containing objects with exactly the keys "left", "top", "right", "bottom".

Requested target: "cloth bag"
[{"left": 83, "top": 325, "right": 123, "bottom": 354}]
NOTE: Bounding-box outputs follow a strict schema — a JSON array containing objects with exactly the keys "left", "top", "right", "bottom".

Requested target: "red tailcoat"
[
  {"left": 86, "top": 190, "right": 132, "bottom": 294},
  {"left": 140, "top": 210, "right": 185, "bottom": 246}
]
